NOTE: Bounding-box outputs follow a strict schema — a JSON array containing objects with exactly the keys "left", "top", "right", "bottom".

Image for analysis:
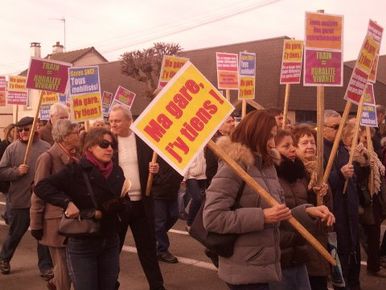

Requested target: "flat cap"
[{"left": 16, "top": 116, "right": 34, "bottom": 127}]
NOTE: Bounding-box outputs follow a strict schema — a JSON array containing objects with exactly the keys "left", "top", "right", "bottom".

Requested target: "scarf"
[
  {"left": 299, "top": 156, "right": 318, "bottom": 191},
  {"left": 353, "top": 143, "right": 385, "bottom": 196},
  {"left": 275, "top": 155, "right": 307, "bottom": 184},
  {"left": 85, "top": 151, "right": 113, "bottom": 179}
]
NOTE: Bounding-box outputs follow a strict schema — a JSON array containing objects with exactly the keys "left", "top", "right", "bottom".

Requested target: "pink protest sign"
[
  {"left": 0, "top": 76, "right": 6, "bottom": 106},
  {"left": 216, "top": 52, "right": 239, "bottom": 90},
  {"left": 304, "top": 50, "right": 342, "bottom": 86},
  {"left": 111, "top": 86, "right": 136, "bottom": 110},
  {"left": 26, "top": 57, "right": 71, "bottom": 93}
]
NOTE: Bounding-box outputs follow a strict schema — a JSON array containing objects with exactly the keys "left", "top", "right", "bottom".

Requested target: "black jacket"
[
  {"left": 151, "top": 157, "right": 183, "bottom": 200},
  {"left": 34, "top": 157, "right": 125, "bottom": 237}
]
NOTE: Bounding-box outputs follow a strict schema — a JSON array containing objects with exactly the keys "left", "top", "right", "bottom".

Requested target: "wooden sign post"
[
  {"left": 282, "top": 84, "right": 291, "bottom": 129},
  {"left": 316, "top": 86, "right": 325, "bottom": 205}
]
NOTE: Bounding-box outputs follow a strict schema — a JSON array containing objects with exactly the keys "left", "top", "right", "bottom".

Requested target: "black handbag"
[
  {"left": 189, "top": 181, "right": 245, "bottom": 257},
  {"left": 58, "top": 170, "right": 101, "bottom": 237}
]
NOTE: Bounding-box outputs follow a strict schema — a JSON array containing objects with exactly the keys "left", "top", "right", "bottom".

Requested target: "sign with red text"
[
  {"left": 363, "top": 83, "right": 375, "bottom": 105},
  {"left": 216, "top": 52, "right": 239, "bottom": 90},
  {"left": 367, "top": 20, "right": 383, "bottom": 83},
  {"left": 110, "top": 86, "right": 136, "bottom": 111},
  {"left": 158, "top": 55, "right": 189, "bottom": 88},
  {"left": 344, "top": 21, "right": 383, "bottom": 104},
  {"left": 7, "top": 76, "right": 27, "bottom": 105},
  {"left": 280, "top": 40, "right": 304, "bottom": 84},
  {"left": 102, "top": 91, "right": 113, "bottom": 117},
  {"left": 304, "top": 12, "right": 343, "bottom": 86},
  {"left": 131, "top": 61, "right": 234, "bottom": 175},
  {"left": 69, "top": 66, "right": 102, "bottom": 122},
  {"left": 26, "top": 57, "right": 71, "bottom": 93},
  {"left": 0, "top": 76, "right": 6, "bottom": 106},
  {"left": 238, "top": 52, "right": 256, "bottom": 99}
]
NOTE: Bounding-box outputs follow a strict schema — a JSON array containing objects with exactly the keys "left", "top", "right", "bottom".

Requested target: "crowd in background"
[{"left": 0, "top": 102, "right": 385, "bottom": 290}]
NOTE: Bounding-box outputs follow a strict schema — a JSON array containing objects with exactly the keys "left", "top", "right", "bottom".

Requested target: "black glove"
[
  {"left": 31, "top": 229, "right": 43, "bottom": 240},
  {"left": 102, "top": 197, "right": 127, "bottom": 214}
]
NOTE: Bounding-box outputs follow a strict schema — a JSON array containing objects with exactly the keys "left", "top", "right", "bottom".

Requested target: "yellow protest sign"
[
  {"left": 239, "top": 76, "right": 255, "bottom": 99},
  {"left": 41, "top": 90, "right": 59, "bottom": 105},
  {"left": 158, "top": 55, "right": 189, "bottom": 88},
  {"left": 131, "top": 62, "right": 234, "bottom": 175}
]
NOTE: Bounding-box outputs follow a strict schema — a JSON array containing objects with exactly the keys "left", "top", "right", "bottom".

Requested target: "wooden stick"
[
  {"left": 84, "top": 120, "right": 90, "bottom": 132},
  {"left": 13, "top": 105, "right": 19, "bottom": 141},
  {"left": 241, "top": 99, "right": 247, "bottom": 119},
  {"left": 282, "top": 84, "right": 291, "bottom": 129},
  {"left": 316, "top": 86, "right": 325, "bottom": 205},
  {"left": 322, "top": 101, "right": 352, "bottom": 184},
  {"left": 225, "top": 90, "right": 230, "bottom": 102},
  {"left": 207, "top": 140, "right": 336, "bottom": 266},
  {"left": 343, "top": 96, "right": 365, "bottom": 193},
  {"left": 145, "top": 151, "right": 158, "bottom": 196},
  {"left": 366, "top": 127, "right": 375, "bottom": 195},
  {"left": 23, "top": 92, "right": 43, "bottom": 164}
]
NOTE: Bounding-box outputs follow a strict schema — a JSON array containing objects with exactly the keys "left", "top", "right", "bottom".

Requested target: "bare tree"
[{"left": 121, "top": 42, "right": 182, "bottom": 98}]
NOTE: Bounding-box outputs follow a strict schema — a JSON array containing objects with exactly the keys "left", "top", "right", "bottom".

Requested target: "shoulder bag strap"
[
  {"left": 81, "top": 170, "right": 98, "bottom": 209},
  {"left": 232, "top": 181, "right": 246, "bottom": 209}
]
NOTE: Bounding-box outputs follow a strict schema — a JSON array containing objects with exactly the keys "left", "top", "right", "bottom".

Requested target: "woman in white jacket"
[{"left": 185, "top": 150, "right": 207, "bottom": 230}]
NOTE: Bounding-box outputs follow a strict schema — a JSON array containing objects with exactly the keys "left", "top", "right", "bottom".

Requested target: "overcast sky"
[{"left": 1, "top": 0, "right": 385, "bottom": 75}]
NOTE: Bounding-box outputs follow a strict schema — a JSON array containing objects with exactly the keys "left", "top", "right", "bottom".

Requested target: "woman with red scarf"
[{"left": 35, "top": 128, "right": 129, "bottom": 290}]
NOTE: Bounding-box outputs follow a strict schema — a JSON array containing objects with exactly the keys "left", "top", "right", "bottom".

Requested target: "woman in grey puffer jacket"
[{"left": 203, "top": 111, "right": 334, "bottom": 290}]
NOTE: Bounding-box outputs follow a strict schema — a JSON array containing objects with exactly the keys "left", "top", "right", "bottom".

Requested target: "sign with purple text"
[
  {"left": 7, "top": 76, "right": 27, "bottom": 105},
  {"left": 26, "top": 57, "right": 71, "bottom": 93},
  {"left": 69, "top": 66, "right": 102, "bottom": 122},
  {"left": 344, "top": 21, "right": 383, "bottom": 104},
  {"left": 238, "top": 52, "right": 256, "bottom": 99},
  {"left": 0, "top": 76, "right": 6, "bottom": 106},
  {"left": 304, "top": 12, "right": 343, "bottom": 87},
  {"left": 280, "top": 40, "right": 304, "bottom": 84},
  {"left": 361, "top": 104, "right": 378, "bottom": 127},
  {"left": 216, "top": 52, "right": 239, "bottom": 90}
]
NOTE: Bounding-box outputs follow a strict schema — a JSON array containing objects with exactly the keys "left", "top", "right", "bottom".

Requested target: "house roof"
[
  {"left": 98, "top": 61, "right": 151, "bottom": 116},
  {"left": 180, "top": 36, "right": 386, "bottom": 113},
  {"left": 46, "top": 47, "right": 108, "bottom": 63}
]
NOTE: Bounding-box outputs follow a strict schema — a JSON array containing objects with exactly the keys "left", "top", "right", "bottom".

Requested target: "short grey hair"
[
  {"left": 376, "top": 104, "right": 386, "bottom": 115},
  {"left": 52, "top": 119, "right": 78, "bottom": 143},
  {"left": 49, "top": 103, "right": 69, "bottom": 118},
  {"left": 324, "top": 110, "right": 340, "bottom": 121},
  {"left": 109, "top": 104, "right": 132, "bottom": 120}
]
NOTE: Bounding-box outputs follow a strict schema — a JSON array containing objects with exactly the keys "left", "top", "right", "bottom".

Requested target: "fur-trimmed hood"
[{"left": 216, "top": 136, "right": 281, "bottom": 169}]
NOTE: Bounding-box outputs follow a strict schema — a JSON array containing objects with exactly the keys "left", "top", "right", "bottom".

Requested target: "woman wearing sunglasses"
[{"left": 35, "top": 127, "right": 130, "bottom": 290}]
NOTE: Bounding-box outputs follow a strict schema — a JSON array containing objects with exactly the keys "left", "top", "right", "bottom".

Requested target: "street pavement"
[{"left": 0, "top": 197, "right": 385, "bottom": 290}]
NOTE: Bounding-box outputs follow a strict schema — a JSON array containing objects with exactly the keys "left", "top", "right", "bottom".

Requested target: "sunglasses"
[
  {"left": 98, "top": 140, "right": 116, "bottom": 150},
  {"left": 17, "top": 127, "right": 31, "bottom": 132}
]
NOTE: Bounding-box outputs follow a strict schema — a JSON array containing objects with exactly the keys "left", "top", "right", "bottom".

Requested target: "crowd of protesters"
[{"left": 0, "top": 102, "right": 386, "bottom": 290}]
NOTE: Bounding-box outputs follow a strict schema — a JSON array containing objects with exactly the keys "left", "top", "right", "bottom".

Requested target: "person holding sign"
[
  {"left": 108, "top": 104, "right": 165, "bottom": 290},
  {"left": 0, "top": 117, "right": 51, "bottom": 275},
  {"left": 353, "top": 129, "right": 386, "bottom": 278},
  {"left": 292, "top": 125, "right": 332, "bottom": 290},
  {"left": 203, "top": 111, "right": 335, "bottom": 290},
  {"left": 323, "top": 111, "right": 361, "bottom": 290}
]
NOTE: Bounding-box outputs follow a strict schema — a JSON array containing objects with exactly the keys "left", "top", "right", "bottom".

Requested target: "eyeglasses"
[
  {"left": 17, "top": 127, "right": 31, "bottom": 132},
  {"left": 325, "top": 124, "right": 339, "bottom": 130},
  {"left": 98, "top": 140, "right": 116, "bottom": 150}
]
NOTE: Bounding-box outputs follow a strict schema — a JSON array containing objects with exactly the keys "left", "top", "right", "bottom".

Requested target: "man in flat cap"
[{"left": 0, "top": 117, "right": 51, "bottom": 276}]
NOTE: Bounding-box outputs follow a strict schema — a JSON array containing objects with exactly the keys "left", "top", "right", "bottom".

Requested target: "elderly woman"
[
  {"left": 35, "top": 128, "right": 129, "bottom": 290},
  {"left": 203, "top": 111, "right": 334, "bottom": 290},
  {"left": 30, "top": 119, "right": 80, "bottom": 290}
]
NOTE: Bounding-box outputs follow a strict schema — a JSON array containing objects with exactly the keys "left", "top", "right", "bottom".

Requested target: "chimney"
[
  {"left": 30, "top": 42, "right": 41, "bottom": 57},
  {"left": 52, "top": 41, "right": 64, "bottom": 54}
]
